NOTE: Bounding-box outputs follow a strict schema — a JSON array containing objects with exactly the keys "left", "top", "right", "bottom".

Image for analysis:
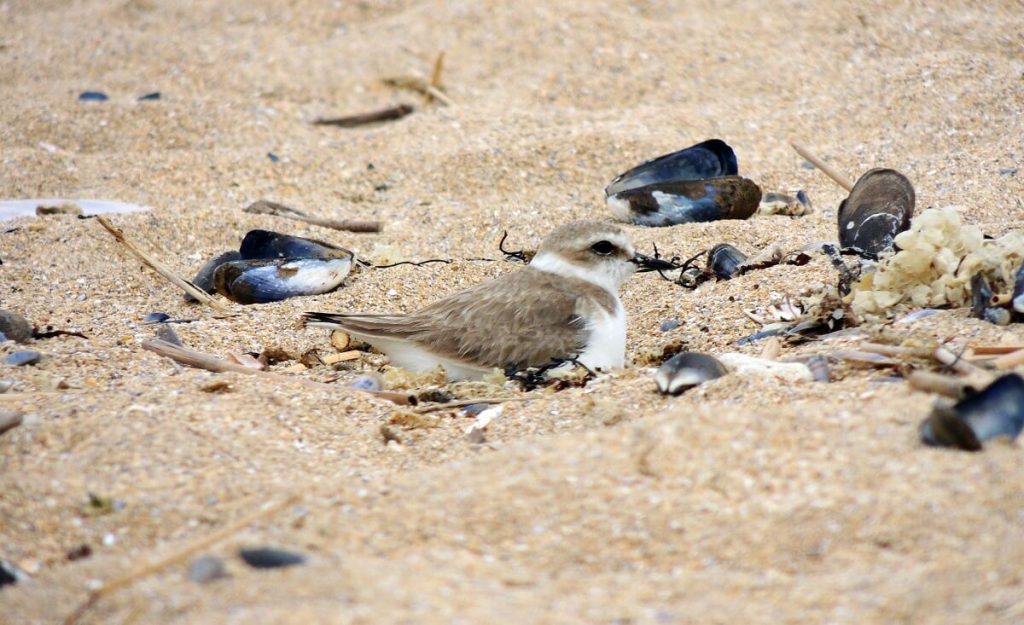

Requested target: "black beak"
[{"left": 630, "top": 253, "right": 679, "bottom": 273}]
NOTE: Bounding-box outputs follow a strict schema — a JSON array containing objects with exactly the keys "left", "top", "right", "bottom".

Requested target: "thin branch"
[
  {"left": 313, "top": 103, "right": 414, "bottom": 128},
  {"left": 415, "top": 396, "right": 536, "bottom": 414},
  {"left": 790, "top": 141, "right": 855, "bottom": 192},
  {"left": 244, "top": 200, "right": 382, "bottom": 233},
  {"left": 94, "top": 216, "right": 231, "bottom": 314}
]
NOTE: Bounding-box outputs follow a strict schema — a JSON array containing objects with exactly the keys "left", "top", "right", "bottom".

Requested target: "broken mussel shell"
[
  {"left": 213, "top": 257, "right": 353, "bottom": 305},
  {"left": 971, "top": 272, "right": 1011, "bottom": 326},
  {"left": 838, "top": 168, "right": 915, "bottom": 258},
  {"left": 707, "top": 243, "right": 748, "bottom": 280},
  {"left": 184, "top": 251, "right": 242, "bottom": 302},
  {"left": 758, "top": 190, "right": 813, "bottom": 217},
  {"left": 605, "top": 139, "right": 738, "bottom": 196},
  {"left": 1012, "top": 261, "right": 1024, "bottom": 317},
  {"left": 654, "top": 352, "right": 728, "bottom": 395},
  {"left": 920, "top": 373, "right": 1024, "bottom": 451},
  {"left": 607, "top": 177, "right": 761, "bottom": 227},
  {"left": 189, "top": 230, "right": 355, "bottom": 305}
]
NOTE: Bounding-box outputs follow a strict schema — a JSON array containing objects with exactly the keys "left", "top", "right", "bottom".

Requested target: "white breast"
[{"left": 576, "top": 298, "right": 627, "bottom": 371}]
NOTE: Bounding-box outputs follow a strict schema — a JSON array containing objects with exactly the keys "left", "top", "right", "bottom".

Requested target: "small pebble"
[
  {"left": 0, "top": 411, "right": 22, "bottom": 436},
  {"left": 137, "top": 91, "right": 161, "bottom": 101},
  {"left": 188, "top": 555, "right": 227, "bottom": 583},
  {"left": 659, "top": 319, "right": 681, "bottom": 332},
  {"left": 350, "top": 374, "right": 382, "bottom": 392},
  {"left": 78, "top": 91, "right": 109, "bottom": 101},
  {"left": 5, "top": 351, "right": 41, "bottom": 367},
  {"left": 239, "top": 547, "right": 306, "bottom": 569},
  {"left": 998, "top": 167, "right": 1018, "bottom": 176},
  {"left": 266, "top": 152, "right": 280, "bottom": 162},
  {"left": 801, "top": 160, "right": 815, "bottom": 170},
  {"left": 0, "top": 310, "right": 33, "bottom": 343},
  {"left": 459, "top": 403, "right": 490, "bottom": 417},
  {"left": 0, "top": 380, "right": 13, "bottom": 393}
]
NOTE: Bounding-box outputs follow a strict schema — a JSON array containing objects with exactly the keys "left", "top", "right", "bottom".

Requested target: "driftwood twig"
[
  {"left": 94, "top": 216, "right": 231, "bottom": 314},
  {"left": 790, "top": 141, "right": 855, "bottom": 192},
  {"left": 244, "top": 200, "right": 381, "bottom": 233},
  {"left": 313, "top": 103, "right": 414, "bottom": 128}
]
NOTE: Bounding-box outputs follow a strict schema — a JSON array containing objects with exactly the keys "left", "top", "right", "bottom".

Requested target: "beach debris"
[
  {"left": 313, "top": 103, "right": 415, "bottom": 127},
  {"left": 0, "top": 411, "right": 23, "bottom": 436},
  {"left": 1012, "top": 261, "right": 1024, "bottom": 317},
  {"left": 805, "top": 354, "right": 830, "bottom": 382},
  {"left": 350, "top": 373, "right": 383, "bottom": 392},
  {"left": 0, "top": 310, "right": 32, "bottom": 343},
  {"left": 141, "top": 338, "right": 415, "bottom": 405},
  {"left": 0, "top": 381, "right": 13, "bottom": 393},
  {"left": 330, "top": 330, "right": 351, "bottom": 351},
  {"left": 66, "top": 544, "right": 93, "bottom": 561},
  {"left": 848, "top": 207, "right": 1024, "bottom": 319},
  {"left": 659, "top": 319, "right": 681, "bottom": 332},
  {"left": 908, "top": 370, "right": 980, "bottom": 400},
  {"left": 78, "top": 91, "right": 109, "bottom": 101},
  {"left": 267, "top": 152, "right": 280, "bottom": 163},
  {"left": 707, "top": 243, "right": 748, "bottom": 279},
  {"left": 606, "top": 139, "right": 761, "bottom": 227},
  {"left": 758, "top": 190, "right": 813, "bottom": 217},
  {"left": 243, "top": 200, "right": 382, "bottom": 233},
  {"left": 35, "top": 202, "right": 82, "bottom": 216},
  {"left": 188, "top": 555, "right": 227, "bottom": 583},
  {"left": 137, "top": 92, "right": 161, "bottom": 101},
  {"left": 607, "top": 177, "right": 761, "bottom": 227},
  {"left": 464, "top": 404, "right": 502, "bottom": 444},
  {"left": 382, "top": 51, "right": 453, "bottom": 106},
  {"left": 920, "top": 373, "right": 1024, "bottom": 451},
  {"left": 790, "top": 141, "right": 855, "bottom": 191},
  {"left": 239, "top": 547, "right": 306, "bottom": 570},
  {"left": 0, "top": 199, "right": 148, "bottom": 221},
  {"left": 83, "top": 492, "right": 122, "bottom": 517},
  {"left": 62, "top": 496, "right": 299, "bottom": 625},
  {"left": 154, "top": 324, "right": 183, "bottom": 346},
  {"left": 226, "top": 352, "right": 266, "bottom": 371},
  {"left": 837, "top": 169, "right": 915, "bottom": 258},
  {"left": 214, "top": 257, "right": 353, "bottom": 305},
  {"left": 94, "top": 216, "right": 230, "bottom": 314},
  {"left": 970, "top": 273, "right": 1011, "bottom": 325},
  {"left": 194, "top": 229, "right": 355, "bottom": 305},
  {"left": 142, "top": 312, "right": 171, "bottom": 324},
  {"left": 654, "top": 352, "right": 728, "bottom": 395},
  {"left": 184, "top": 251, "right": 242, "bottom": 302},
  {"left": 5, "top": 351, "right": 41, "bottom": 367},
  {"left": 0, "top": 558, "right": 29, "bottom": 588},
  {"left": 717, "top": 353, "right": 814, "bottom": 383}
]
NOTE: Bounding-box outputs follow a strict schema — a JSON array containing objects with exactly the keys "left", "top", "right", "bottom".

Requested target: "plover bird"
[{"left": 303, "top": 220, "right": 671, "bottom": 381}]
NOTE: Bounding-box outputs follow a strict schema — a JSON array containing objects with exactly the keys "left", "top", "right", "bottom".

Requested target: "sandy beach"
[{"left": 2, "top": 1, "right": 1024, "bottom": 623}]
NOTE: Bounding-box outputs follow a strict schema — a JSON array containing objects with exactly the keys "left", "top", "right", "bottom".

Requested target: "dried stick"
[
  {"left": 859, "top": 342, "right": 934, "bottom": 359},
  {"left": 63, "top": 495, "right": 299, "bottom": 625},
  {"left": 415, "top": 396, "right": 536, "bottom": 414},
  {"left": 244, "top": 200, "right": 381, "bottom": 233},
  {"left": 993, "top": 348, "right": 1024, "bottom": 370},
  {"left": 94, "top": 216, "right": 231, "bottom": 314},
  {"left": 381, "top": 76, "right": 455, "bottom": 106},
  {"left": 427, "top": 51, "right": 445, "bottom": 103},
  {"left": 141, "top": 339, "right": 414, "bottom": 405},
  {"left": 313, "top": 103, "right": 414, "bottom": 128},
  {"left": 790, "top": 142, "right": 855, "bottom": 192},
  {"left": 971, "top": 345, "right": 1024, "bottom": 356},
  {"left": 908, "top": 370, "right": 978, "bottom": 399}
]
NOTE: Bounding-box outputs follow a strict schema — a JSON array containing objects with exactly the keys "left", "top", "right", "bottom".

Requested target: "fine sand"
[{"left": 2, "top": 1, "right": 1024, "bottom": 623}]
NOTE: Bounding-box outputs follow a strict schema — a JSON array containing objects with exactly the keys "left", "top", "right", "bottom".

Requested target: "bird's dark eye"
[{"left": 590, "top": 240, "right": 616, "bottom": 256}]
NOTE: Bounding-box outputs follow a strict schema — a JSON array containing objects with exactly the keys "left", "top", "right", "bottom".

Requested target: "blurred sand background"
[{"left": 2, "top": 1, "right": 1024, "bottom": 623}]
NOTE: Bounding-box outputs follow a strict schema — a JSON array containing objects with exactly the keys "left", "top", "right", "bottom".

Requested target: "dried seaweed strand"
[
  {"left": 62, "top": 495, "right": 300, "bottom": 625},
  {"left": 94, "top": 216, "right": 231, "bottom": 314},
  {"left": 790, "top": 141, "right": 855, "bottom": 192},
  {"left": 141, "top": 339, "right": 414, "bottom": 405},
  {"left": 381, "top": 76, "right": 455, "bottom": 106}
]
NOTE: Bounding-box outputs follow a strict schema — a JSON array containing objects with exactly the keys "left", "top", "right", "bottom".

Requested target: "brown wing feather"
[{"left": 306, "top": 268, "right": 600, "bottom": 369}]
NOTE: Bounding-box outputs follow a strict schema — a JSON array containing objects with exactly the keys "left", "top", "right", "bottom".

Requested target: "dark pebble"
[
  {"left": 78, "top": 91, "right": 109, "bottom": 101},
  {"left": 66, "top": 544, "right": 92, "bottom": 561},
  {"left": 0, "top": 310, "right": 33, "bottom": 343},
  {"left": 239, "top": 547, "right": 306, "bottom": 569},
  {"left": 659, "top": 319, "right": 681, "bottom": 332},
  {"left": 5, "top": 351, "right": 41, "bottom": 367},
  {"left": 142, "top": 312, "right": 171, "bottom": 324},
  {"left": 188, "top": 554, "right": 227, "bottom": 583},
  {"left": 459, "top": 403, "right": 490, "bottom": 417},
  {"left": 267, "top": 152, "right": 280, "bottom": 163},
  {"left": 137, "top": 91, "right": 161, "bottom": 101},
  {"left": 999, "top": 167, "right": 1018, "bottom": 177},
  {"left": 801, "top": 160, "right": 815, "bottom": 170}
]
